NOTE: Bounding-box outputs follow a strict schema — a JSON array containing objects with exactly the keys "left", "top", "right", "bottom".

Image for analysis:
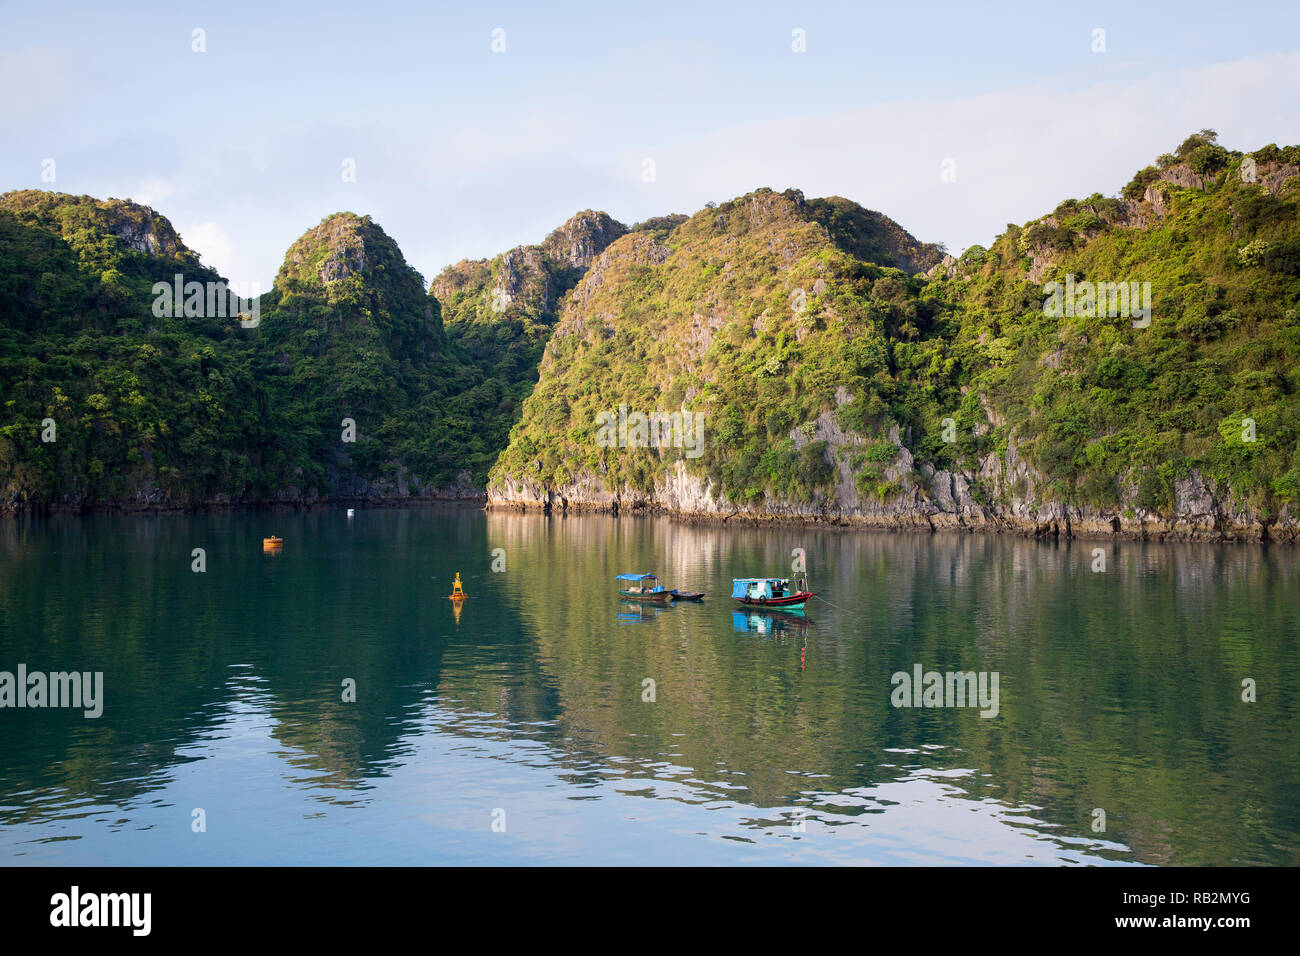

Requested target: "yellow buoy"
[{"left": 448, "top": 571, "right": 466, "bottom": 624}]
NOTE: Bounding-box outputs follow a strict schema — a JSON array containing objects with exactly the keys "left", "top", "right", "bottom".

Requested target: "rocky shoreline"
[
  {"left": 484, "top": 495, "right": 1294, "bottom": 544},
  {"left": 4, "top": 484, "right": 1290, "bottom": 545},
  {"left": 6, "top": 460, "right": 1292, "bottom": 545},
  {"left": 486, "top": 427, "right": 1299, "bottom": 545}
]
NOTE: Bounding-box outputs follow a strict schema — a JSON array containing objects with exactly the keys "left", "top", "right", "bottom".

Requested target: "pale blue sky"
[{"left": 4, "top": 0, "right": 1299, "bottom": 291}]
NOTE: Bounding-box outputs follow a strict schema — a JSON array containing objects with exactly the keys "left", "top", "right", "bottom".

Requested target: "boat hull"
[
  {"left": 733, "top": 592, "right": 815, "bottom": 610},
  {"left": 670, "top": 590, "right": 705, "bottom": 601},
  {"left": 619, "top": 590, "right": 672, "bottom": 603}
]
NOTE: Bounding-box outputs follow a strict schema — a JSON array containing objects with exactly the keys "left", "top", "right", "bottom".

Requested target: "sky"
[{"left": 3, "top": 0, "right": 1299, "bottom": 293}]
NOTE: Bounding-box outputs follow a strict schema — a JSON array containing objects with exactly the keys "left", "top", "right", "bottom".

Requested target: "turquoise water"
[{"left": 0, "top": 506, "right": 1296, "bottom": 865}]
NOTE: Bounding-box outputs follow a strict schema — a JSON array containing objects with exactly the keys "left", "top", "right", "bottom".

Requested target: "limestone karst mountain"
[
  {"left": 488, "top": 137, "right": 1300, "bottom": 542},
  {"left": 4, "top": 134, "right": 1300, "bottom": 540}
]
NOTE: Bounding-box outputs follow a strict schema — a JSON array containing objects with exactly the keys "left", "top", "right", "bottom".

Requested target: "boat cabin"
[
  {"left": 616, "top": 573, "right": 667, "bottom": 595},
  {"left": 731, "top": 578, "right": 793, "bottom": 600}
]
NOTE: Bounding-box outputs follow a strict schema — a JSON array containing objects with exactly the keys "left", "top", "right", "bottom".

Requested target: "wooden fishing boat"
[
  {"left": 670, "top": 590, "right": 705, "bottom": 601},
  {"left": 731, "top": 577, "right": 815, "bottom": 610},
  {"left": 262, "top": 536, "right": 283, "bottom": 553},
  {"left": 616, "top": 573, "right": 672, "bottom": 603}
]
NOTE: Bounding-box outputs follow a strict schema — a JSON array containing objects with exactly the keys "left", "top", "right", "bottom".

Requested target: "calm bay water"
[{"left": 0, "top": 505, "right": 1296, "bottom": 865}]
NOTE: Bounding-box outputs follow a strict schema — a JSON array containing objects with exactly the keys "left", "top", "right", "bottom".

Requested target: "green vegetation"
[
  {"left": 942, "top": 133, "right": 1300, "bottom": 518},
  {"left": 0, "top": 196, "right": 522, "bottom": 508},
  {"left": 491, "top": 187, "right": 953, "bottom": 504},
  {"left": 493, "top": 136, "right": 1300, "bottom": 525},
  {"left": 432, "top": 211, "right": 627, "bottom": 476},
  {"left": 4, "top": 134, "right": 1299, "bottom": 524},
  {"left": 254, "top": 211, "right": 504, "bottom": 492},
  {"left": 0, "top": 191, "right": 271, "bottom": 507}
]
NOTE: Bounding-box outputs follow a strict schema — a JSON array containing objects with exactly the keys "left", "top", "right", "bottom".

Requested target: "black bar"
[{"left": 0, "top": 865, "right": 1279, "bottom": 942}]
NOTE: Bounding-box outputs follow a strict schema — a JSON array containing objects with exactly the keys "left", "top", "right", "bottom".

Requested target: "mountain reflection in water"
[{"left": 0, "top": 506, "right": 1295, "bottom": 865}]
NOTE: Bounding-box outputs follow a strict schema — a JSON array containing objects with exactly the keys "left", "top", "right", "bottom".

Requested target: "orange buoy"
[{"left": 263, "top": 536, "right": 283, "bottom": 553}]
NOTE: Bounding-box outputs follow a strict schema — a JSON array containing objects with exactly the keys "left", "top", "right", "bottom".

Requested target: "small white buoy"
[{"left": 346, "top": 508, "right": 355, "bottom": 518}]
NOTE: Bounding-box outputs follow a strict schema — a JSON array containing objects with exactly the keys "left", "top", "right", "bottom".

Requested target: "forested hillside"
[
  {"left": 4, "top": 134, "right": 1299, "bottom": 540},
  {"left": 0, "top": 197, "right": 541, "bottom": 509},
  {"left": 489, "top": 134, "right": 1300, "bottom": 541}
]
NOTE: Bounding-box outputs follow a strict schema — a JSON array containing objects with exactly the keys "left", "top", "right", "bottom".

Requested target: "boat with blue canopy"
[
  {"left": 616, "top": 572, "right": 672, "bottom": 602},
  {"left": 731, "top": 577, "right": 815, "bottom": 609}
]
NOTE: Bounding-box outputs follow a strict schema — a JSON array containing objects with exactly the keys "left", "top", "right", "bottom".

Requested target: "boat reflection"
[
  {"left": 731, "top": 608, "right": 813, "bottom": 636},
  {"left": 616, "top": 600, "right": 676, "bottom": 624}
]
